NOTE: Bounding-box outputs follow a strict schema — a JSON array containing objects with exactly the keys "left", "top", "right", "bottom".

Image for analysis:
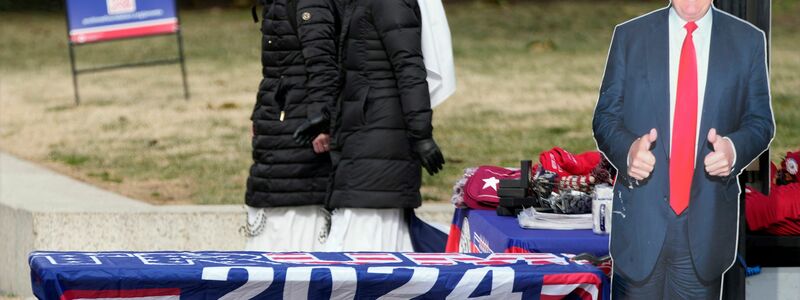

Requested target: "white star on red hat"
[{"left": 482, "top": 177, "right": 500, "bottom": 191}]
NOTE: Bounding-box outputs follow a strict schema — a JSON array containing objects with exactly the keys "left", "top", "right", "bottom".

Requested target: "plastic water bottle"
[{"left": 592, "top": 184, "right": 613, "bottom": 235}]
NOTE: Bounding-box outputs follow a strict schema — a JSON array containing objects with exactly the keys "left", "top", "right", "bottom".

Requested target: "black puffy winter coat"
[
  {"left": 328, "top": 0, "right": 432, "bottom": 209},
  {"left": 246, "top": 0, "right": 340, "bottom": 208}
]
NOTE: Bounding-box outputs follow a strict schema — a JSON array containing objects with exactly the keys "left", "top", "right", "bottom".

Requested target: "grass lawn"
[{"left": 1, "top": 1, "right": 798, "bottom": 205}]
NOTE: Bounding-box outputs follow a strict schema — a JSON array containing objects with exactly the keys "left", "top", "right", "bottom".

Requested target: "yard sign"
[{"left": 64, "top": 0, "right": 189, "bottom": 104}]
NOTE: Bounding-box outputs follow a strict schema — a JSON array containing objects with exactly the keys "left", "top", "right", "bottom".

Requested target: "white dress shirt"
[{"left": 668, "top": 7, "right": 735, "bottom": 167}]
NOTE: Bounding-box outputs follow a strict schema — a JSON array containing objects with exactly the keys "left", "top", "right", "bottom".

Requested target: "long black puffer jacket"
[
  {"left": 328, "top": 0, "right": 432, "bottom": 208},
  {"left": 246, "top": 0, "right": 340, "bottom": 207}
]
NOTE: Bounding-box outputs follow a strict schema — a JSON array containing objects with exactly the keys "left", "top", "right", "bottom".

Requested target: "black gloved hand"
[
  {"left": 293, "top": 114, "right": 330, "bottom": 145},
  {"left": 413, "top": 138, "right": 445, "bottom": 176}
]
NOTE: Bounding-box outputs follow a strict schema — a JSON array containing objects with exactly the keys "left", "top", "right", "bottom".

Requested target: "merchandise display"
[{"left": 450, "top": 147, "right": 617, "bottom": 232}]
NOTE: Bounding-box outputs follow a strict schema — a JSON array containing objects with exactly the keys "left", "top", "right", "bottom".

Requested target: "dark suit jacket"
[{"left": 592, "top": 6, "right": 774, "bottom": 282}]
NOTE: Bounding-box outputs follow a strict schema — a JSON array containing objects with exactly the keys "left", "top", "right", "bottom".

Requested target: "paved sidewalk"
[{"left": 0, "top": 152, "right": 151, "bottom": 212}]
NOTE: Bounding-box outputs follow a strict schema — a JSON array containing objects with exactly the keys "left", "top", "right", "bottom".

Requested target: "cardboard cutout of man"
[{"left": 592, "top": 0, "right": 774, "bottom": 298}]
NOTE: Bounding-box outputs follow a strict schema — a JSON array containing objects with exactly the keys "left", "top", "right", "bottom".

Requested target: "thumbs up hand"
[
  {"left": 704, "top": 128, "right": 735, "bottom": 177},
  {"left": 627, "top": 128, "right": 658, "bottom": 181}
]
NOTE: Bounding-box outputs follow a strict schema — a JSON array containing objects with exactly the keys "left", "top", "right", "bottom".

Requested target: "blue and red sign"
[
  {"left": 30, "top": 251, "right": 610, "bottom": 299},
  {"left": 66, "top": 0, "right": 178, "bottom": 44}
]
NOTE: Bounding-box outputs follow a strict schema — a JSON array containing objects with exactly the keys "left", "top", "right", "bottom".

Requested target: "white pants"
[
  {"left": 323, "top": 208, "right": 414, "bottom": 252},
  {"left": 244, "top": 205, "right": 328, "bottom": 252}
]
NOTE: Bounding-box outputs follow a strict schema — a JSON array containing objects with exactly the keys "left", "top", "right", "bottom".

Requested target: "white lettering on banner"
[
  {"left": 41, "top": 254, "right": 101, "bottom": 265},
  {"left": 265, "top": 253, "right": 402, "bottom": 265},
  {"left": 31, "top": 252, "right": 568, "bottom": 267},
  {"left": 198, "top": 266, "right": 524, "bottom": 299},
  {"left": 404, "top": 253, "right": 568, "bottom": 266},
  {"left": 30, "top": 252, "right": 280, "bottom": 266},
  {"left": 201, "top": 267, "right": 274, "bottom": 300},
  {"left": 135, "top": 253, "right": 193, "bottom": 265},
  {"left": 346, "top": 253, "right": 404, "bottom": 264},
  {"left": 283, "top": 267, "right": 357, "bottom": 300},
  {"left": 445, "top": 267, "right": 522, "bottom": 300},
  {"left": 30, "top": 252, "right": 135, "bottom": 265},
  {"left": 367, "top": 267, "right": 440, "bottom": 299},
  {"left": 135, "top": 252, "right": 274, "bottom": 266}
]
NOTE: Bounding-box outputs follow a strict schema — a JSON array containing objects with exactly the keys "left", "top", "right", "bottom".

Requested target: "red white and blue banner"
[
  {"left": 30, "top": 251, "right": 610, "bottom": 299},
  {"left": 66, "top": 0, "right": 179, "bottom": 44}
]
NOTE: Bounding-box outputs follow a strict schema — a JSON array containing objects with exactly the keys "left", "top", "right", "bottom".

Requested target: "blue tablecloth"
[
  {"left": 448, "top": 208, "right": 610, "bottom": 257},
  {"left": 30, "top": 251, "right": 610, "bottom": 299}
]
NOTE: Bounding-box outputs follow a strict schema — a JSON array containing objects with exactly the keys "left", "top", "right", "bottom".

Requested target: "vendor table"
[
  {"left": 447, "top": 208, "right": 610, "bottom": 257},
  {"left": 30, "top": 251, "right": 610, "bottom": 300}
]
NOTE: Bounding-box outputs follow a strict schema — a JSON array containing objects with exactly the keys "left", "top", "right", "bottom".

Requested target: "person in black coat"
[
  {"left": 243, "top": 0, "right": 341, "bottom": 251},
  {"left": 296, "top": 0, "right": 445, "bottom": 251}
]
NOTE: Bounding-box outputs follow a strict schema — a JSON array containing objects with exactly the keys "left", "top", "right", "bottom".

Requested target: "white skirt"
[
  {"left": 323, "top": 208, "right": 414, "bottom": 252},
  {"left": 243, "top": 205, "right": 329, "bottom": 252}
]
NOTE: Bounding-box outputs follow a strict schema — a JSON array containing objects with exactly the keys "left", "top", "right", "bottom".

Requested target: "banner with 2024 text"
[{"left": 30, "top": 251, "right": 609, "bottom": 299}]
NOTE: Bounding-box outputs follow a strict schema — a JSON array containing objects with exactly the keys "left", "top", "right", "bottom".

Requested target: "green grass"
[
  {"left": 48, "top": 150, "right": 92, "bottom": 166},
  {"left": 1, "top": 1, "right": 799, "bottom": 205}
]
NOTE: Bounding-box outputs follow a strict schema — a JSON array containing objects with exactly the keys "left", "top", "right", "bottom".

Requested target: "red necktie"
[{"left": 670, "top": 21, "right": 698, "bottom": 215}]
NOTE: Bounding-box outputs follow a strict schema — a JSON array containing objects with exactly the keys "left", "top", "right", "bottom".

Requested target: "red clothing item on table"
[
  {"left": 745, "top": 186, "right": 775, "bottom": 231},
  {"left": 745, "top": 183, "right": 800, "bottom": 235},
  {"left": 463, "top": 166, "right": 520, "bottom": 210},
  {"left": 539, "top": 147, "right": 601, "bottom": 177}
]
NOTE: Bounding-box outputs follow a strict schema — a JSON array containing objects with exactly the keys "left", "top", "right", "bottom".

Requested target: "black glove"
[
  {"left": 293, "top": 114, "right": 330, "bottom": 145},
  {"left": 413, "top": 138, "right": 445, "bottom": 176}
]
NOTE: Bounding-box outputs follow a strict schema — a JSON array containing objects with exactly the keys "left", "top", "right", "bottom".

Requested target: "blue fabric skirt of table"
[{"left": 448, "top": 208, "right": 610, "bottom": 257}]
